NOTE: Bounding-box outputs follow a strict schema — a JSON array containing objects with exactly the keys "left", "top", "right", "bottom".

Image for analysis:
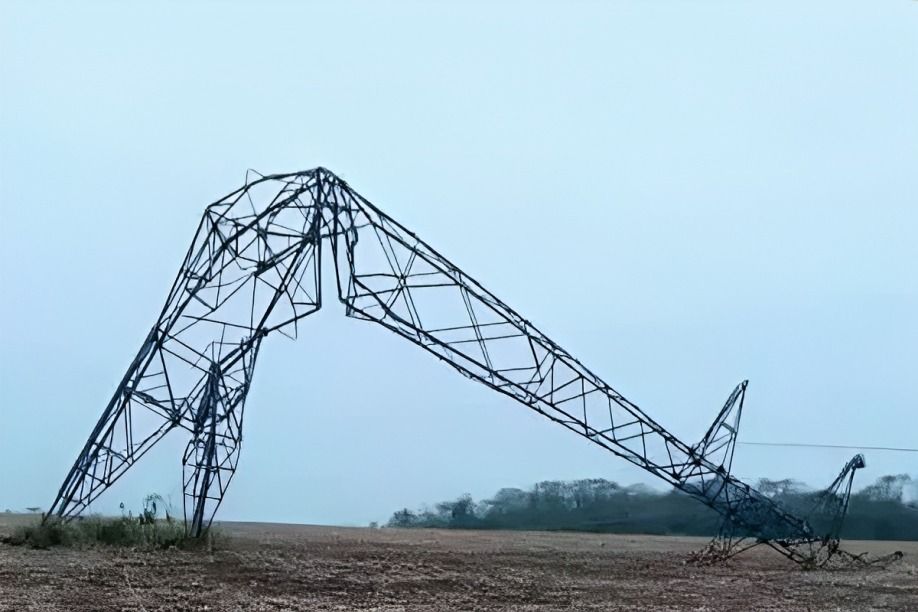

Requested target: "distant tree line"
[{"left": 388, "top": 474, "right": 918, "bottom": 541}]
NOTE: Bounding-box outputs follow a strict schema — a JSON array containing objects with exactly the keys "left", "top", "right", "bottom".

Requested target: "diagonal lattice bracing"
[{"left": 47, "top": 168, "right": 878, "bottom": 565}]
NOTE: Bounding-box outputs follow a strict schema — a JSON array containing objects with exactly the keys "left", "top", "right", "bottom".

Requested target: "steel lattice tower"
[{"left": 47, "top": 168, "right": 886, "bottom": 567}]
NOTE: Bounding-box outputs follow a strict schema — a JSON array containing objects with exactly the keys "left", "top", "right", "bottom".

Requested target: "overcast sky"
[{"left": 1, "top": 1, "right": 916, "bottom": 525}]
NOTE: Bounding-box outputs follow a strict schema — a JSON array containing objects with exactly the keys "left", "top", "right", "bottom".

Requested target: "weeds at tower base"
[{"left": 2, "top": 494, "right": 216, "bottom": 550}]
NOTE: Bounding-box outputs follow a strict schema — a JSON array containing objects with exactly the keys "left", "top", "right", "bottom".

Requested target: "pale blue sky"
[{"left": 1, "top": 1, "right": 916, "bottom": 525}]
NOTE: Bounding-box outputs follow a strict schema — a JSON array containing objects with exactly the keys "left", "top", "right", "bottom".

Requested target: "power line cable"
[{"left": 739, "top": 441, "right": 918, "bottom": 453}]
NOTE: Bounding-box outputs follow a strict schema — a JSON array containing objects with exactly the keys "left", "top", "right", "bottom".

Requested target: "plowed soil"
[{"left": 1, "top": 515, "right": 915, "bottom": 611}]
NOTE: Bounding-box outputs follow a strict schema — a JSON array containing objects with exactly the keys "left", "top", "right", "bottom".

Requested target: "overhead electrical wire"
[{"left": 740, "top": 441, "right": 918, "bottom": 453}]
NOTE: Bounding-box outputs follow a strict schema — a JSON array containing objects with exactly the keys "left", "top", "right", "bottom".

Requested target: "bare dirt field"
[{"left": 1, "top": 515, "right": 916, "bottom": 611}]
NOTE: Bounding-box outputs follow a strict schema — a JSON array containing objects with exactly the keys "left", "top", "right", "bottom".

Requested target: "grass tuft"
[{"left": 2, "top": 494, "right": 206, "bottom": 550}]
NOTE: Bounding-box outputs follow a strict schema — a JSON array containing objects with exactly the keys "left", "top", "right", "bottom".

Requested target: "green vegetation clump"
[
  {"left": 3, "top": 494, "right": 192, "bottom": 550},
  {"left": 388, "top": 475, "right": 918, "bottom": 541}
]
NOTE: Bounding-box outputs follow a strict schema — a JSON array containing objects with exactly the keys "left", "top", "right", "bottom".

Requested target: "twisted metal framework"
[{"left": 47, "top": 168, "right": 875, "bottom": 565}]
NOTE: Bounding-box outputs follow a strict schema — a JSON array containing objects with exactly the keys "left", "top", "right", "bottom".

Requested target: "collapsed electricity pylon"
[{"left": 46, "top": 168, "right": 892, "bottom": 567}]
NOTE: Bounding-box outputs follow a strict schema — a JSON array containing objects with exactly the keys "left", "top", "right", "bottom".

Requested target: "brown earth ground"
[{"left": 1, "top": 514, "right": 915, "bottom": 611}]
